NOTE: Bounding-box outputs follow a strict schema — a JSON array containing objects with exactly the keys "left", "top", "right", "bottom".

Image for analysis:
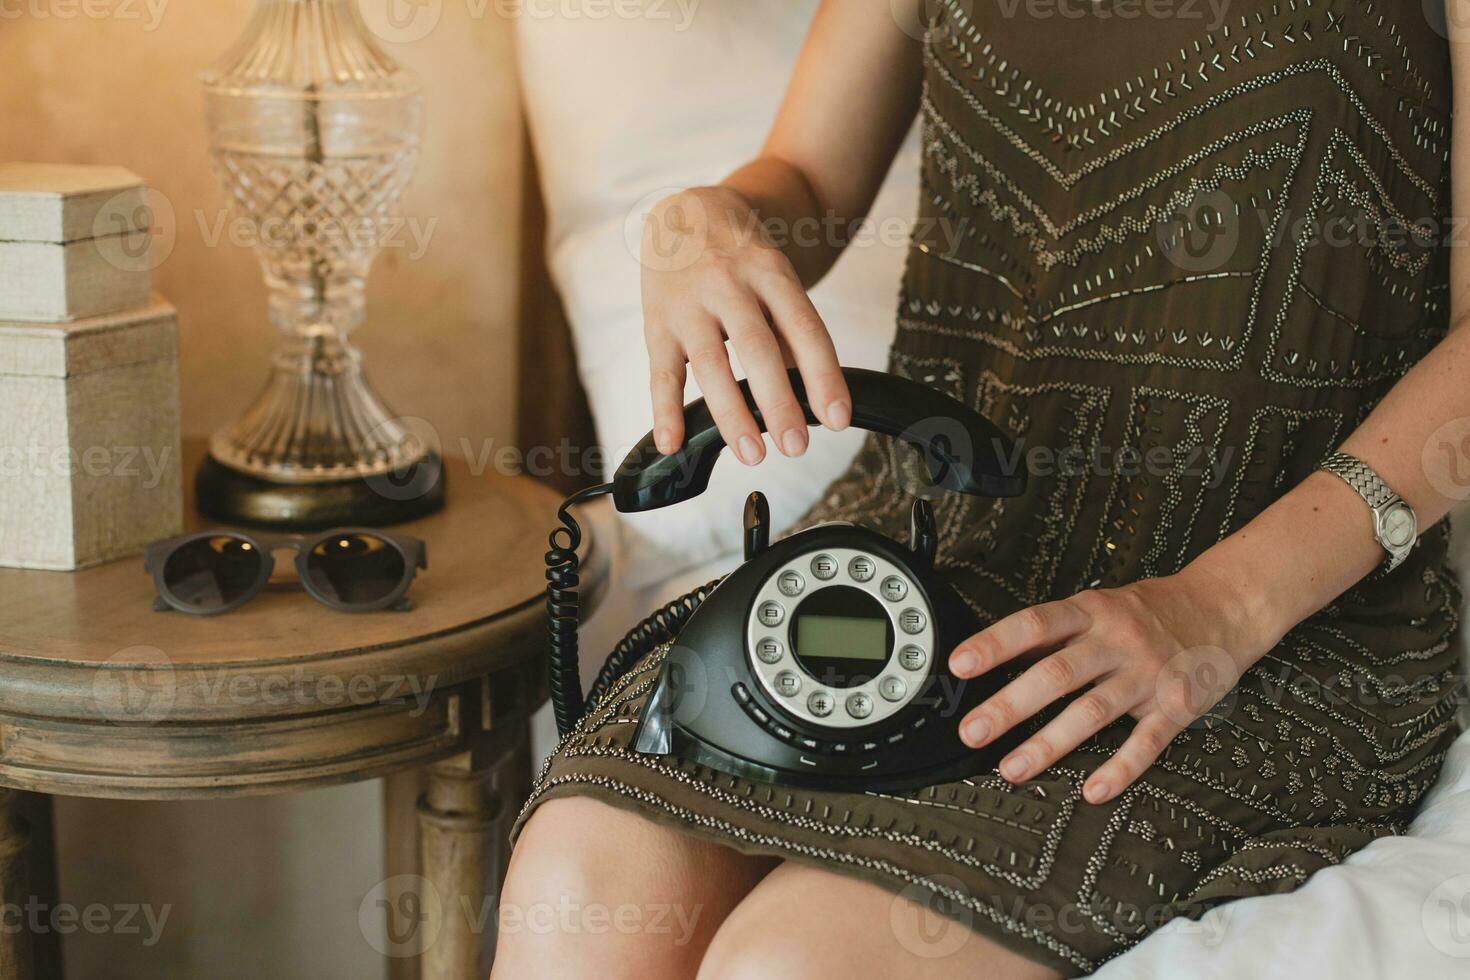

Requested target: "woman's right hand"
[{"left": 640, "top": 186, "right": 851, "bottom": 464}]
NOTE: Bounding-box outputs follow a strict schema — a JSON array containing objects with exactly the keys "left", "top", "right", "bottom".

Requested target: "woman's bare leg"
[
  {"left": 696, "top": 861, "right": 1062, "bottom": 980},
  {"left": 491, "top": 797, "right": 778, "bottom": 980}
]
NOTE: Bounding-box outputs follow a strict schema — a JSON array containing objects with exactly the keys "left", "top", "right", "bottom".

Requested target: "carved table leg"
[
  {"left": 383, "top": 769, "right": 427, "bottom": 980},
  {"left": 0, "top": 788, "right": 36, "bottom": 980},
  {"left": 23, "top": 795, "right": 62, "bottom": 980},
  {"left": 417, "top": 718, "right": 528, "bottom": 980}
]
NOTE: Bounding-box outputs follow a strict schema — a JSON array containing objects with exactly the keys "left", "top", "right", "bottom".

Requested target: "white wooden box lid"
[
  {"left": 0, "top": 296, "right": 178, "bottom": 379},
  {"left": 0, "top": 163, "right": 149, "bottom": 244}
]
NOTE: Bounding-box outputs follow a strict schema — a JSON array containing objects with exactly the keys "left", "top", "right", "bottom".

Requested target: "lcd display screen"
[{"left": 795, "top": 614, "right": 889, "bottom": 662}]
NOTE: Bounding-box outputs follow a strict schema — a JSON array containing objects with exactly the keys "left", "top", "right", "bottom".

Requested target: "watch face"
[{"left": 1382, "top": 503, "right": 1416, "bottom": 548}]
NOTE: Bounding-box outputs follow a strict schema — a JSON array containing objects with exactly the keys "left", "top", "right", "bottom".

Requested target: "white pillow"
[{"left": 516, "top": 0, "right": 916, "bottom": 591}]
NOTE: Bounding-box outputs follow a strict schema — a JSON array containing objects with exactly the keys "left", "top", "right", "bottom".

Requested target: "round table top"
[{"left": 0, "top": 443, "right": 598, "bottom": 724}]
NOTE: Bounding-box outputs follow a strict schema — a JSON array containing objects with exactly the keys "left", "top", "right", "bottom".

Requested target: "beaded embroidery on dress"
[{"left": 515, "top": 2, "right": 1464, "bottom": 972}]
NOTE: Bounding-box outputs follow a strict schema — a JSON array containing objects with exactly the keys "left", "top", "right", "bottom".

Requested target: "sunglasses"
[{"left": 145, "top": 528, "right": 427, "bottom": 615}]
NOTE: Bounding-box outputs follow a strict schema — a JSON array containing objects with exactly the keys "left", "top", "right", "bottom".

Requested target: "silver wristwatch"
[{"left": 1318, "top": 452, "right": 1418, "bottom": 571}]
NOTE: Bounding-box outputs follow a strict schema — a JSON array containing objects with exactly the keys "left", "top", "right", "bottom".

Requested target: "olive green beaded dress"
[{"left": 515, "top": 1, "right": 1464, "bottom": 972}]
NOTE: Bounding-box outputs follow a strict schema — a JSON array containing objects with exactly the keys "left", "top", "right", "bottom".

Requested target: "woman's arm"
[
  {"left": 641, "top": 0, "right": 922, "bottom": 461},
  {"left": 950, "top": 6, "right": 1470, "bottom": 806}
]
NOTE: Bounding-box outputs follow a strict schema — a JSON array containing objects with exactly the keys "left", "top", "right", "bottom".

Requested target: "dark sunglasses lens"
[
  {"left": 161, "top": 535, "right": 265, "bottom": 611},
  {"left": 304, "top": 533, "right": 407, "bottom": 607}
]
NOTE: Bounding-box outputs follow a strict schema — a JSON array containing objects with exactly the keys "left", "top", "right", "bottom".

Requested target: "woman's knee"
[
  {"left": 495, "top": 796, "right": 775, "bottom": 979},
  {"left": 503, "top": 797, "right": 642, "bottom": 905},
  {"left": 697, "top": 863, "right": 1061, "bottom": 980}
]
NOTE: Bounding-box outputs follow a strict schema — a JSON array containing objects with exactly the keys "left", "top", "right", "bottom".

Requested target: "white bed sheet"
[{"left": 516, "top": 5, "right": 1470, "bottom": 974}]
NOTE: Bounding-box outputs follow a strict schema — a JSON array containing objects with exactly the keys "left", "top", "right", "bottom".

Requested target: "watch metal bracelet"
[
  {"left": 1318, "top": 451, "right": 1417, "bottom": 571},
  {"left": 1319, "top": 452, "right": 1397, "bottom": 510}
]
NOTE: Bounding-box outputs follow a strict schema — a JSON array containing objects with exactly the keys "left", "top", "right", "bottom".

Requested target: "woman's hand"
[
  {"left": 949, "top": 566, "right": 1281, "bottom": 805},
  {"left": 640, "top": 186, "right": 851, "bottom": 462}
]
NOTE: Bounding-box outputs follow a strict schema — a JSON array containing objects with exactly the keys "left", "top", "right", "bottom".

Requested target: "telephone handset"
[
  {"left": 610, "top": 367, "right": 1024, "bottom": 510},
  {"left": 546, "top": 367, "right": 1028, "bottom": 792}
]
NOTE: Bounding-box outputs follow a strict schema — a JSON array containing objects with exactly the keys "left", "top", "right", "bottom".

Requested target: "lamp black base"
[{"left": 194, "top": 452, "right": 447, "bottom": 531}]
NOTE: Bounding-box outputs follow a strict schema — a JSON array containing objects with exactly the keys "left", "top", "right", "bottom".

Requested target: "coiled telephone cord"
[{"left": 547, "top": 483, "right": 722, "bottom": 737}]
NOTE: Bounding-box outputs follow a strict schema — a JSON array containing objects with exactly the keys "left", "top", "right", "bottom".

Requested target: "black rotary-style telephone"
[{"left": 545, "top": 367, "right": 1027, "bottom": 792}]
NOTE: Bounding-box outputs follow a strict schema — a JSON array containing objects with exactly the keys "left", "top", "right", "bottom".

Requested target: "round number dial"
[{"left": 746, "top": 547, "right": 934, "bottom": 729}]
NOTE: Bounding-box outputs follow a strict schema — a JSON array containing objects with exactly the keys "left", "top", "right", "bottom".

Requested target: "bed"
[{"left": 513, "top": 4, "right": 1470, "bottom": 973}]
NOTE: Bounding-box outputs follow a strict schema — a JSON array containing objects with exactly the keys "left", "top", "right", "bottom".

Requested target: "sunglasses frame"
[{"left": 145, "top": 527, "right": 428, "bottom": 616}]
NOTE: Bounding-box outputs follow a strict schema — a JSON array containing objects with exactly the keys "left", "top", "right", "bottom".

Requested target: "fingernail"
[
  {"left": 737, "top": 435, "right": 763, "bottom": 465},
  {"left": 1085, "top": 782, "right": 1110, "bottom": 804},
  {"left": 962, "top": 717, "right": 990, "bottom": 746},
  {"left": 950, "top": 649, "right": 979, "bottom": 677},
  {"left": 827, "top": 399, "right": 851, "bottom": 430},
  {"left": 1000, "top": 755, "right": 1027, "bottom": 781},
  {"left": 781, "top": 428, "right": 808, "bottom": 457},
  {"left": 654, "top": 428, "right": 673, "bottom": 453}
]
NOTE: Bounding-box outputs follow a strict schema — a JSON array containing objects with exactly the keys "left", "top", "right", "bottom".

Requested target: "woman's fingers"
[
  {"left": 996, "top": 678, "right": 1133, "bottom": 782},
  {"left": 646, "top": 336, "right": 688, "bottom": 455},
  {"left": 718, "top": 289, "right": 810, "bottom": 458},
  {"left": 679, "top": 315, "right": 765, "bottom": 466},
  {"left": 958, "top": 643, "right": 1115, "bottom": 749},
  {"left": 755, "top": 272, "right": 850, "bottom": 431},
  {"left": 950, "top": 600, "right": 1091, "bottom": 678},
  {"left": 1083, "top": 713, "right": 1181, "bottom": 804}
]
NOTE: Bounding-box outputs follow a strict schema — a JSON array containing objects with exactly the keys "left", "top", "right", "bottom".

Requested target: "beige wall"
[
  {"left": 0, "top": 0, "right": 524, "bottom": 454},
  {"left": 0, "top": 4, "right": 525, "bottom": 978}
]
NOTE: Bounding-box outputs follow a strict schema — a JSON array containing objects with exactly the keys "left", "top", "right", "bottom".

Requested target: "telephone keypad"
[{"left": 748, "top": 546, "right": 934, "bottom": 731}]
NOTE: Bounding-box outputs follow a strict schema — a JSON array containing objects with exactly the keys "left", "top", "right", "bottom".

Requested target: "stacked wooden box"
[{"left": 0, "top": 163, "right": 182, "bottom": 570}]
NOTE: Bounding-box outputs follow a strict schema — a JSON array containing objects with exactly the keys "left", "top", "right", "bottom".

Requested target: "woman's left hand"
[{"left": 949, "top": 568, "right": 1277, "bottom": 805}]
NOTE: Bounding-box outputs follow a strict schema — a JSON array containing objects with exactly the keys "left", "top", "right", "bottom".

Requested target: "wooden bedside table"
[{"left": 0, "top": 444, "right": 601, "bottom": 980}]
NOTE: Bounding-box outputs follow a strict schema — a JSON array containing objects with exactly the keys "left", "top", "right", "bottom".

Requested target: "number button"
[
  {"left": 757, "top": 601, "right": 785, "bottom": 627},
  {"left": 898, "top": 644, "right": 928, "bottom": 671},
  {"left": 898, "top": 608, "right": 927, "bottom": 634},
  {"left": 848, "top": 555, "right": 876, "bottom": 582},
  {"left": 845, "top": 692, "right": 874, "bottom": 720},
  {"left": 756, "top": 638, "right": 784, "bottom": 664},
  {"left": 777, "top": 571, "right": 805, "bottom": 597},
  {"left": 810, "top": 554, "right": 838, "bottom": 580},
  {"left": 879, "top": 676, "right": 907, "bottom": 702},
  {"left": 807, "top": 690, "right": 834, "bottom": 717},
  {"left": 881, "top": 576, "right": 908, "bottom": 602},
  {"left": 774, "top": 671, "right": 802, "bottom": 697}
]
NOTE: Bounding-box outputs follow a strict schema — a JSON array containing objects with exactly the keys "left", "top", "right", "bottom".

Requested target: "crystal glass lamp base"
[
  {"left": 197, "top": 0, "right": 438, "bottom": 531},
  {"left": 194, "top": 342, "right": 447, "bottom": 530}
]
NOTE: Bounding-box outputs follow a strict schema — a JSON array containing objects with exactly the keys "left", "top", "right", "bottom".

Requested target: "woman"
[{"left": 495, "top": 1, "right": 1468, "bottom": 975}]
